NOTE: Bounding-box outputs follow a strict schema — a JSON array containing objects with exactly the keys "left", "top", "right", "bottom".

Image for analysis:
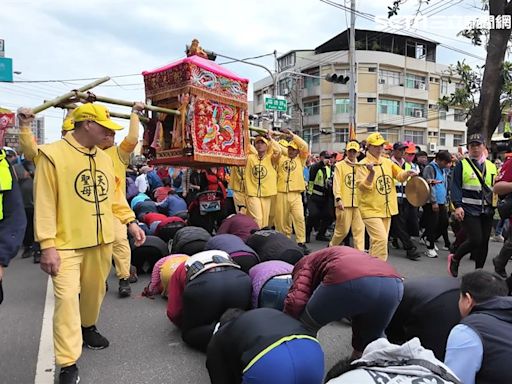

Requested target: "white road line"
[{"left": 35, "top": 277, "right": 55, "bottom": 384}]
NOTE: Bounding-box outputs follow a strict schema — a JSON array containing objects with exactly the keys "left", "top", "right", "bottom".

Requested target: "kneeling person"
[{"left": 207, "top": 308, "right": 324, "bottom": 384}]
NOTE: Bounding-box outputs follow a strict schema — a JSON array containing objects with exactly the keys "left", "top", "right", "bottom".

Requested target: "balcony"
[
  {"left": 378, "top": 83, "right": 428, "bottom": 100},
  {"left": 439, "top": 118, "right": 466, "bottom": 131},
  {"left": 378, "top": 113, "right": 427, "bottom": 128},
  {"left": 303, "top": 114, "right": 320, "bottom": 126},
  {"left": 302, "top": 85, "right": 320, "bottom": 98}
]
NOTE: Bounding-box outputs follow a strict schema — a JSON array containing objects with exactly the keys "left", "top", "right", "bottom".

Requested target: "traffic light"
[{"left": 325, "top": 73, "right": 350, "bottom": 84}]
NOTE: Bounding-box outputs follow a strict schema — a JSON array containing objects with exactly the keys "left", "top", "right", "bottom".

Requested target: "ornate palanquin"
[{"left": 142, "top": 55, "right": 249, "bottom": 167}]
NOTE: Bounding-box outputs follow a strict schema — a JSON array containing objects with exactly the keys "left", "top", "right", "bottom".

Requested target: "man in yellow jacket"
[
  {"left": 274, "top": 128, "right": 309, "bottom": 253},
  {"left": 356, "top": 133, "right": 417, "bottom": 261},
  {"left": 97, "top": 102, "right": 143, "bottom": 297},
  {"left": 330, "top": 141, "right": 365, "bottom": 250},
  {"left": 228, "top": 166, "right": 247, "bottom": 214},
  {"left": 19, "top": 104, "right": 143, "bottom": 298},
  {"left": 245, "top": 132, "right": 281, "bottom": 228},
  {"left": 19, "top": 104, "right": 146, "bottom": 384}
]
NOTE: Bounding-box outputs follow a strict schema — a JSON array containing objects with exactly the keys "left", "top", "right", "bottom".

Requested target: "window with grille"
[
  {"left": 453, "top": 133, "right": 464, "bottom": 147},
  {"left": 335, "top": 128, "right": 349, "bottom": 143},
  {"left": 378, "top": 69, "right": 401, "bottom": 86},
  {"left": 440, "top": 132, "right": 446, "bottom": 146},
  {"left": 404, "top": 130, "right": 425, "bottom": 145},
  {"left": 454, "top": 109, "right": 465, "bottom": 122},
  {"left": 405, "top": 102, "right": 426, "bottom": 117},
  {"left": 405, "top": 73, "right": 427, "bottom": 89}
]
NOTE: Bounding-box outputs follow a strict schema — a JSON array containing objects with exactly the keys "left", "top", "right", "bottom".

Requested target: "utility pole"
[
  {"left": 273, "top": 49, "right": 278, "bottom": 130},
  {"left": 348, "top": 0, "right": 357, "bottom": 140}
]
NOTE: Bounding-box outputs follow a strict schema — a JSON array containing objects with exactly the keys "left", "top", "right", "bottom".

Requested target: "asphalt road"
[{"left": 0, "top": 236, "right": 506, "bottom": 384}]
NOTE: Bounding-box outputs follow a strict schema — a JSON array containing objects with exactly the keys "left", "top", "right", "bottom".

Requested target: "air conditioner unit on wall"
[
  {"left": 418, "top": 83, "right": 426, "bottom": 90},
  {"left": 429, "top": 143, "right": 437, "bottom": 152},
  {"left": 283, "top": 88, "right": 290, "bottom": 95},
  {"left": 378, "top": 78, "right": 386, "bottom": 84},
  {"left": 414, "top": 110, "right": 423, "bottom": 118}
]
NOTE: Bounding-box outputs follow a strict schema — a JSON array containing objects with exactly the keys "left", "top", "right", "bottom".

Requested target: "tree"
[{"left": 389, "top": 0, "right": 512, "bottom": 143}]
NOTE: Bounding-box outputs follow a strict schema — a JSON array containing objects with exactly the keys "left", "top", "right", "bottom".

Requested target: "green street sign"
[{"left": 264, "top": 96, "right": 287, "bottom": 112}]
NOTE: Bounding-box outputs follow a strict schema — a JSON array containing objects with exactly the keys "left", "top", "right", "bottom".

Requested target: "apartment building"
[{"left": 253, "top": 29, "right": 466, "bottom": 154}]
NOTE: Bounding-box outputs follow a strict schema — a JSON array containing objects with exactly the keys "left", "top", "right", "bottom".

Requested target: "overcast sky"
[{"left": 0, "top": 0, "right": 488, "bottom": 143}]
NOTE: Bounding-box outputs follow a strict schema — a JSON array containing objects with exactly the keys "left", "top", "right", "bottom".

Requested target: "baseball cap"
[
  {"left": 467, "top": 133, "right": 485, "bottom": 145},
  {"left": 319, "top": 150, "right": 332, "bottom": 159},
  {"left": 254, "top": 135, "right": 268, "bottom": 144},
  {"left": 405, "top": 143, "right": 416, "bottom": 154},
  {"left": 73, "top": 103, "right": 123, "bottom": 131},
  {"left": 62, "top": 112, "right": 75, "bottom": 131},
  {"left": 346, "top": 141, "right": 360, "bottom": 152},
  {"left": 384, "top": 143, "right": 393, "bottom": 151},
  {"left": 287, "top": 141, "right": 299, "bottom": 150},
  {"left": 278, "top": 139, "right": 289, "bottom": 148},
  {"left": 393, "top": 142, "right": 407, "bottom": 151},
  {"left": 366, "top": 132, "right": 388, "bottom": 146}
]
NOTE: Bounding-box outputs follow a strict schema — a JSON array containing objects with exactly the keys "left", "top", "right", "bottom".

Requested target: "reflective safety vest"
[
  {"left": 461, "top": 158, "right": 497, "bottom": 208},
  {"left": 307, "top": 164, "right": 332, "bottom": 198},
  {"left": 394, "top": 161, "right": 417, "bottom": 198},
  {"left": 0, "top": 150, "right": 13, "bottom": 220}
]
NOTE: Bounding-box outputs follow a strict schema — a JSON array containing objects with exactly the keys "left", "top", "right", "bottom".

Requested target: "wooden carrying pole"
[
  {"left": 74, "top": 92, "right": 180, "bottom": 116},
  {"left": 249, "top": 125, "right": 287, "bottom": 137},
  {"left": 32, "top": 76, "right": 111, "bottom": 114}
]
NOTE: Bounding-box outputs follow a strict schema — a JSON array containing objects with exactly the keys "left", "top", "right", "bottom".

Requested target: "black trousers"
[
  {"left": 23, "top": 207, "right": 34, "bottom": 247},
  {"left": 454, "top": 214, "right": 493, "bottom": 269},
  {"left": 306, "top": 197, "right": 331, "bottom": 237},
  {"left": 181, "top": 268, "right": 252, "bottom": 352},
  {"left": 423, "top": 204, "right": 449, "bottom": 249},
  {"left": 494, "top": 223, "right": 512, "bottom": 274},
  {"left": 391, "top": 201, "right": 415, "bottom": 250}
]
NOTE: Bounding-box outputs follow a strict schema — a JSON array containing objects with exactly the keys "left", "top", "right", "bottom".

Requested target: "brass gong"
[{"left": 405, "top": 177, "right": 430, "bottom": 207}]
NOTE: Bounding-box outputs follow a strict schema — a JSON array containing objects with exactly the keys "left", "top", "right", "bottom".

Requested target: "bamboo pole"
[
  {"left": 249, "top": 125, "right": 287, "bottom": 137},
  {"left": 56, "top": 102, "right": 150, "bottom": 123},
  {"left": 32, "top": 76, "right": 110, "bottom": 114},
  {"left": 74, "top": 92, "right": 180, "bottom": 116}
]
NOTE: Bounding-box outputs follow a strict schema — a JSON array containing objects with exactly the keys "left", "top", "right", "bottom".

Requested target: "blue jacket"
[
  {"left": 423, "top": 161, "right": 448, "bottom": 205},
  {"left": 157, "top": 194, "right": 187, "bottom": 217},
  {"left": 0, "top": 163, "right": 27, "bottom": 267}
]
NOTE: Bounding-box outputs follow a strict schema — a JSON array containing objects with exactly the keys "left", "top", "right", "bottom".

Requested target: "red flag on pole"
[{"left": 349, "top": 121, "right": 356, "bottom": 141}]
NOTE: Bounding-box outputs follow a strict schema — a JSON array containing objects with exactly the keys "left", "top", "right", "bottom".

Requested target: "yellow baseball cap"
[
  {"left": 254, "top": 135, "right": 268, "bottom": 144},
  {"left": 278, "top": 139, "right": 289, "bottom": 148},
  {"left": 61, "top": 113, "right": 75, "bottom": 131},
  {"left": 287, "top": 141, "right": 299, "bottom": 150},
  {"left": 346, "top": 141, "right": 360, "bottom": 152},
  {"left": 73, "top": 103, "right": 123, "bottom": 131},
  {"left": 366, "top": 132, "right": 388, "bottom": 146}
]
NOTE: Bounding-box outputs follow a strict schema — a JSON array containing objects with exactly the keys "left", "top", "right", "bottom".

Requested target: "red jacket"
[
  {"left": 283, "top": 246, "right": 401, "bottom": 319},
  {"left": 166, "top": 261, "right": 187, "bottom": 328}
]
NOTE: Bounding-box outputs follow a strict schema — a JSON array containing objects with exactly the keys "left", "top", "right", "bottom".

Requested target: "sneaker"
[
  {"left": 447, "top": 254, "right": 459, "bottom": 278},
  {"left": 82, "top": 325, "right": 109, "bottom": 350},
  {"left": 406, "top": 248, "right": 421, "bottom": 261},
  {"left": 59, "top": 364, "right": 80, "bottom": 384},
  {"left": 391, "top": 238, "right": 400, "bottom": 249},
  {"left": 298, "top": 243, "right": 311, "bottom": 255},
  {"left": 128, "top": 265, "right": 138, "bottom": 284},
  {"left": 493, "top": 258, "right": 508, "bottom": 279},
  {"left": 425, "top": 249, "right": 438, "bottom": 258},
  {"left": 118, "top": 279, "right": 131, "bottom": 298},
  {"left": 492, "top": 235, "right": 505, "bottom": 242}
]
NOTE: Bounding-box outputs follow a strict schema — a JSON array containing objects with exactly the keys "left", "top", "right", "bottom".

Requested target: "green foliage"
[
  {"left": 437, "top": 60, "right": 512, "bottom": 114},
  {"left": 387, "top": 0, "right": 430, "bottom": 18}
]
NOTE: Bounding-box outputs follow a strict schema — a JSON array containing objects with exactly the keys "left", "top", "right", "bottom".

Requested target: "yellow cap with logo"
[
  {"left": 73, "top": 103, "right": 123, "bottom": 131},
  {"left": 254, "top": 135, "right": 269, "bottom": 144},
  {"left": 366, "top": 132, "right": 388, "bottom": 146},
  {"left": 346, "top": 141, "right": 360, "bottom": 152},
  {"left": 287, "top": 141, "right": 299, "bottom": 150}
]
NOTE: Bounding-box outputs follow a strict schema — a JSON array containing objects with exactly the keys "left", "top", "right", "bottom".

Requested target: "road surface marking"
[{"left": 35, "top": 277, "right": 55, "bottom": 384}]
